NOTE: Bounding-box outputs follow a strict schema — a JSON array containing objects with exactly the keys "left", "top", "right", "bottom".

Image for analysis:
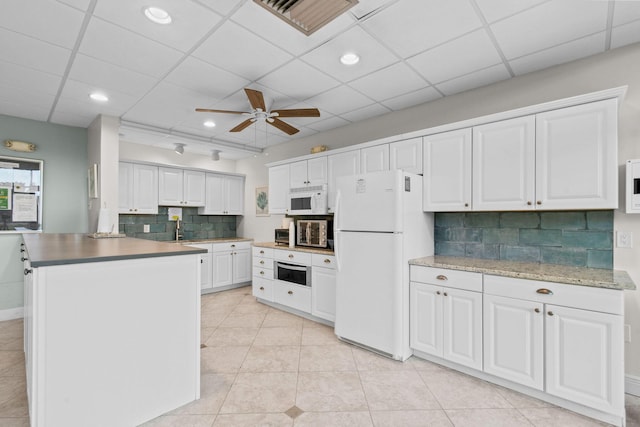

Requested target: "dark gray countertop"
[{"left": 23, "top": 233, "right": 207, "bottom": 267}]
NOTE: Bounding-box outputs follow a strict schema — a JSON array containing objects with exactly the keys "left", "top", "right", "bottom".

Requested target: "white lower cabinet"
[
  {"left": 311, "top": 254, "right": 336, "bottom": 322},
  {"left": 274, "top": 282, "right": 311, "bottom": 313},
  {"left": 252, "top": 246, "right": 274, "bottom": 301},
  {"left": 211, "top": 242, "right": 251, "bottom": 290},
  {"left": 183, "top": 243, "right": 213, "bottom": 291}
]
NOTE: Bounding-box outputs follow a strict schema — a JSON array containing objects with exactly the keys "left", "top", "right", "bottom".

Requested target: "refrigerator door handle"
[
  {"left": 335, "top": 232, "right": 341, "bottom": 272},
  {"left": 334, "top": 190, "right": 342, "bottom": 230},
  {"left": 334, "top": 190, "right": 342, "bottom": 272}
]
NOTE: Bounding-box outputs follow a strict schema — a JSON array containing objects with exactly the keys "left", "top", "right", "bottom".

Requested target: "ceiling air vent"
[{"left": 253, "top": 0, "right": 358, "bottom": 36}]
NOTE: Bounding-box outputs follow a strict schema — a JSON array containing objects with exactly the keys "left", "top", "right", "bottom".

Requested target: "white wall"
[{"left": 236, "top": 42, "right": 640, "bottom": 378}]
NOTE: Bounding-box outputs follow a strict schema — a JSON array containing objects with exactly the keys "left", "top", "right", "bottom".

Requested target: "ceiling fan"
[{"left": 196, "top": 88, "right": 320, "bottom": 135}]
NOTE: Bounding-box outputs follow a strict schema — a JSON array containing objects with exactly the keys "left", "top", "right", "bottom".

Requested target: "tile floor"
[{"left": 1, "top": 285, "right": 639, "bottom": 426}]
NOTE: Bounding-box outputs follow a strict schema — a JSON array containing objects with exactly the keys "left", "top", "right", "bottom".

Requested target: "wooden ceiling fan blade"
[
  {"left": 269, "top": 118, "right": 299, "bottom": 135},
  {"left": 244, "top": 88, "right": 266, "bottom": 111},
  {"left": 195, "top": 108, "right": 246, "bottom": 114},
  {"left": 271, "top": 108, "right": 320, "bottom": 118},
  {"left": 230, "top": 119, "right": 255, "bottom": 132}
]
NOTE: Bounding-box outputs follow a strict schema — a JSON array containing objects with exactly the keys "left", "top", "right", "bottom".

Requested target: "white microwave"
[{"left": 288, "top": 185, "right": 328, "bottom": 215}]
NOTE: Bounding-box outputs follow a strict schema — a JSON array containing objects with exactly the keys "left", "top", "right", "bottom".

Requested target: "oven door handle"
[{"left": 276, "top": 261, "right": 308, "bottom": 272}]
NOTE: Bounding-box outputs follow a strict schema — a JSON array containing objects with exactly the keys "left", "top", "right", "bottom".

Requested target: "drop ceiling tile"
[
  {"left": 0, "top": 83, "right": 56, "bottom": 113},
  {"left": 612, "top": 1, "right": 640, "bottom": 26},
  {"left": 79, "top": 18, "right": 184, "bottom": 78},
  {"left": 0, "top": 60, "right": 62, "bottom": 96},
  {"left": 360, "top": 0, "right": 482, "bottom": 58},
  {"left": 349, "top": 62, "right": 427, "bottom": 102},
  {"left": 0, "top": 0, "right": 84, "bottom": 48},
  {"left": 350, "top": 0, "right": 395, "bottom": 19},
  {"left": 407, "top": 29, "right": 503, "bottom": 84},
  {"left": 491, "top": 0, "right": 609, "bottom": 59},
  {"left": 56, "top": 79, "right": 140, "bottom": 116},
  {"left": 306, "top": 115, "right": 350, "bottom": 132},
  {"left": 611, "top": 19, "right": 640, "bottom": 49},
  {"left": 304, "top": 85, "right": 374, "bottom": 116},
  {"left": 194, "top": 0, "right": 244, "bottom": 17},
  {"left": 0, "top": 27, "right": 71, "bottom": 75},
  {"left": 473, "top": 0, "right": 548, "bottom": 24},
  {"left": 301, "top": 26, "right": 398, "bottom": 83},
  {"left": 68, "top": 54, "right": 159, "bottom": 98},
  {"left": 55, "top": 0, "right": 92, "bottom": 11},
  {"left": 257, "top": 60, "right": 340, "bottom": 101},
  {"left": 341, "top": 103, "right": 391, "bottom": 123},
  {"left": 510, "top": 32, "right": 605, "bottom": 76},
  {"left": 49, "top": 110, "right": 97, "bottom": 128},
  {"left": 436, "top": 64, "right": 510, "bottom": 96},
  {"left": 381, "top": 86, "right": 442, "bottom": 111},
  {"left": 165, "top": 57, "right": 250, "bottom": 99},
  {"left": 193, "top": 20, "right": 293, "bottom": 81},
  {"left": 0, "top": 100, "right": 50, "bottom": 123},
  {"left": 93, "top": 0, "right": 222, "bottom": 53}
]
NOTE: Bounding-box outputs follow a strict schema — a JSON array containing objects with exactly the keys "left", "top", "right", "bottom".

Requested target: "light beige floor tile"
[
  {"left": 446, "top": 408, "right": 532, "bottom": 426},
  {"left": 518, "top": 407, "right": 610, "bottom": 426},
  {"left": 230, "top": 303, "right": 269, "bottom": 316},
  {"left": 138, "top": 414, "right": 216, "bottom": 426},
  {"left": 408, "top": 356, "right": 454, "bottom": 373},
  {"left": 302, "top": 318, "right": 327, "bottom": 328},
  {"left": 220, "top": 372, "right": 297, "bottom": 414},
  {"left": 201, "top": 327, "right": 216, "bottom": 344},
  {"left": 0, "top": 377, "right": 28, "bottom": 417},
  {"left": 212, "top": 413, "right": 293, "bottom": 426},
  {"left": 352, "top": 347, "right": 415, "bottom": 372},
  {"left": 419, "top": 370, "right": 512, "bottom": 409},
  {"left": 627, "top": 393, "right": 640, "bottom": 406},
  {"left": 170, "top": 373, "right": 235, "bottom": 415},
  {"left": 370, "top": 409, "right": 453, "bottom": 426},
  {"left": 296, "top": 371, "right": 368, "bottom": 412},
  {"left": 253, "top": 327, "right": 302, "bottom": 346},
  {"left": 240, "top": 345, "right": 300, "bottom": 373},
  {"left": 0, "top": 418, "right": 31, "bottom": 427},
  {"left": 294, "top": 411, "right": 373, "bottom": 426},
  {"left": 219, "top": 313, "right": 266, "bottom": 328},
  {"left": 301, "top": 325, "right": 340, "bottom": 346},
  {"left": 0, "top": 320, "right": 23, "bottom": 351},
  {"left": 0, "top": 352, "right": 24, "bottom": 377},
  {"left": 298, "top": 345, "right": 356, "bottom": 372},
  {"left": 627, "top": 405, "right": 640, "bottom": 427},
  {"left": 205, "top": 327, "right": 259, "bottom": 347},
  {"left": 237, "top": 294, "right": 260, "bottom": 305},
  {"left": 360, "top": 370, "right": 441, "bottom": 411},
  {"left": 201, "top": 346, "right": 250, "bottom": 374},
  {"left": 200, "top": 313, "right": 229, "bottom": 328},
  {"left": 262, "top": 311, "right": 305, "bottom": 328},
  {"left": 494, "top": 385, "right": 554, "bottom": 409}
]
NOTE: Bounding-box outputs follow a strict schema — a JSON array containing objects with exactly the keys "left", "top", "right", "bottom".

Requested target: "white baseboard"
[
  {"left": 0, "top": 307, "right": 24, "bottom": 322},
  {"left": 627, "top": 374, "right": 640, "bottom": 397}
]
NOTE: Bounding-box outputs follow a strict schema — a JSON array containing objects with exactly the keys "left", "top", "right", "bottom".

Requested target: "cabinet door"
[
  {"left": 442, "top": 288, "right": 483, "bottom": 370},
  {"left": 268, "top": 164, "right": 290, "bottom": 214},
  {"left": 361, "top": 145, "right": 389, "bottom": 173},
  {"left": 473, "top": 116, "right": 535, "bottom": 211},
  {"left": 183, "top": 170, "right": 206, "bottom": 206},
  {"left": 158, "top": 167, "right": 183, "bottom": 206},
  {"left": 307, "top": 157, "right": 328, "bottom": 186},
  {"left": 118, "top": 162, "right": 134, "bottom": 213},
  {"left": 201, "top": 174, "right": 226, "bottom": 214},
  {"left": 225, "top": 175, "right": 245, "bottom": 215},
  {"left": 311, "top": 266, "right": 336, "bottom": 322},
  {"left": 483, "top": 294, "right": 544, "bottom": 390},
  {"left": 410, "top": 282, "right": 442, "bottom": 357},
  {"left": 289, "top": 161, "right": 308, "bottom": 187},
  {"left": 200, "top": 253, "right": 212, "bottom": 290},
  {"left": 535, "top": 99, "right": 618, "bottom": 210},
  {"left": 232, "top": 248, "right": 251, "bottom": 284},
  {"left": 390, "top": 137, "right": 423, "bottom": 174},
  {"left": 212, "top": 251, "right": 233, "bottom": 288},
  {"left": 133, "top": 164, "right": 158, "bottom": 214},
  {"left": 327, "top": 151, "right": 360, "bottom": 212},
  {"left": 545, "top": 304, "right": 624, "bottom": 414},
  {"left": 423, "top": 129, "right": 472, "bottom": 211}
]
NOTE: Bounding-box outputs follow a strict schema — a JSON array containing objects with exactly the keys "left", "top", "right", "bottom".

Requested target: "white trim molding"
[
  {"left": 626, "top": 374, "right": 640, "bottom": 397},
  {"left": 0, "top": 307, "right": 24, "bottom": 321}
]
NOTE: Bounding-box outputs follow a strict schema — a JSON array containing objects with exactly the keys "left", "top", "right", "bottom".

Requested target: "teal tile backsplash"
[
  {"left": 119, "top": 207, "right": 237, "bottom": 241},
  {"left": 434, "top": 211, "right": 613, "bottom": 269}
]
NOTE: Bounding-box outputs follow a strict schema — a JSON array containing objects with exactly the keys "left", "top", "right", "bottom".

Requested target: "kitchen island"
[{"left": 21, "top": 234, "right": 206, "bottom": 427}]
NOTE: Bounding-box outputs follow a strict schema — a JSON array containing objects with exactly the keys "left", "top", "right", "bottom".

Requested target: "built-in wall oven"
[{"left": 275, "top": 260, "right": 311, "bottom": 287}]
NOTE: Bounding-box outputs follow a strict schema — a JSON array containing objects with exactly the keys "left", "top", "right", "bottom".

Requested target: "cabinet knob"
[
  {"left": 536, "top": 288, "right": 553, "bottom": 295},
  {"left": 20, "top": 248, "right": 25, "bottom": 253},
  {"left": 260, "top": 271, "right": 264, "bottom": 275},
  {"left": 547, "top": 311, "right": 554, "bottom": 316},
  {"left": 534, "top": 308, "right": 540, "bottom": 313},
  {"left": 324, "top": 259, "right": 331, "bottom": 264},
  {"left": 464, "top": 203, "right": 469, "bottom": 207},
  {"left": 260, "top": 250, "right": 265, "bottom": 254},
  {"left": 260, "top": 260, "right": 264, "bottom": 265},
  {"left": 259, "top": 286, "right": 264, "bottom": 291},
  {"left": 134, "top": 208, "right": 138, "bottom": 212},
  {"left": 527, "top": 201, "right": 532, "bottom": 206},
  {"left": 443, "top": 292, "right": 448, "bottom": 297},
  {"left": 288, "top": 254, "right": 294, "bottom": 259},
  {"left": 288, "top": 290, "right": 293, "bottom": 295},
  {"left": 200, "top": 259, "right": 203, "bottom": 264},
  {"left": 536, "top": 201, "right": 542, "bottom": 205},
  {"left": 231, "top": 244, "right": 235, "bottom": 248},
  {"left": 21, "top": 256, "right": 28, "bottom": 262},
  {"left": 436, "top": 291, "right": 441, "bottom": 295},
  {"left": 24, "top": 268, "right": 32, "bottom": 276},
  {"left": 436, "top": 274, "right": 448, "bottom": 281}
]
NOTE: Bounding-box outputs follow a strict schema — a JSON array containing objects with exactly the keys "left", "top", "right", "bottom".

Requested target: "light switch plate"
[{"left": 616, "top": 231, "right": 633, "bottom": 248}]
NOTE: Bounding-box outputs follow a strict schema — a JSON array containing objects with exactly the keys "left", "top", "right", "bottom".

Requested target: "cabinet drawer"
[
  {"left": 484, "top": 275, "right": 623, "bottom": 315},
  {"left": 253, "top": 257, "right": 273, "bottom": 269},
  {"left": 213, "top": 241, "right": 251, "bottom": 252},
  {"left": 253, "top": 277, "right": 273, "bottom": 301},
  {"left": 312, "top": 253, "right": 336, "bottom": 269},
  {"left": 410, "top": 265, "right": 482, "bottom": 292},
  {"left": 274, "top": 282, "right": 311, "bottom": 313},
  {"left": 274, "top": 249, "right": 312, "bottom": 265},
  {"left": 252, "top": 246, "right": 274, "bottom": 258},
  {"left": 253, "top": 267, "right": 273, "bottom": 280}
]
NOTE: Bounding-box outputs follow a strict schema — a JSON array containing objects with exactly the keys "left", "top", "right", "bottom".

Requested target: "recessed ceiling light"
[
  {"left": 143, "top": 6, "right": 172, "bottom": 24},
  {"left": 89, "top": 92, "right": 109, "bottom": 102},
  {"left": 340, "top": 52, "right": 360, "bottom": 65},
  {"left": 203, "top": 120, "right": 216, "bottom": 128}
]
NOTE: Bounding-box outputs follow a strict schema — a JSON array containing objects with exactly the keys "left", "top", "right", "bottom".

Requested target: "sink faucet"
[{"left": 175, "top": 219, "right": 183, "bottom": 241}]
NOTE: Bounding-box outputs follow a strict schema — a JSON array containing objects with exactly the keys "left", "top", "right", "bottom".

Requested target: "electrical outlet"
[
  {"left": 616, "top": 231, "right": 633, "bottom": 248},
  {"left": 625, "top": 324, "right": 631, "bottom": 343},
  {"left": 143, "top": 224, "right": 150, "bottom": 233}
]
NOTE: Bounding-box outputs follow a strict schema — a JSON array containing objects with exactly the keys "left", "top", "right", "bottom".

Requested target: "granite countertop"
[
  {"left": 23, "top": 233, "right": 207, "bottom": 267},
  {"left": 177, "top": 237, "right": 253, "bottom": 244},
  {"left": 409, "top": 256, "right": 636, "bottom": 291},
  {"left": 253, "top": 241, "right": 335, "bottom": 256}
]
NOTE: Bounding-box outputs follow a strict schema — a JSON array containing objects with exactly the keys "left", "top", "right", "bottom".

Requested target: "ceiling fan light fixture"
[
  {"left": 211, "top": 150, "right": 221, "bottom": 161},
  {"left": 174, "top": 143, "right": 185, "bottom": 155},
  {"left": 340, "top": 52, "right": 360, "bottom": 65},
  {"left": 143, "top": 6, "right": 172, "bottom": 24},
  {"left": 203, "top": 120, "right": 216, "bottom": 128},
  {"left": 89, "top": 92, "right": 109, "bottom": 102}
]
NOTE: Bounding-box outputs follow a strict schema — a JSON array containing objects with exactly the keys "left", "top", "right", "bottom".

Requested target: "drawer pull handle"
[
  {"left": 436, "top": 291, "right": 441, "bottom": 295},
  {"left": 536, "top": 288, "right": 553, "bottom": 295},
  {"left": 288, "top": 290, "right": 293, "bottom": 295},
  {"left": 231, "top": 244, "right": 235, "bottom": 248},
  {"left": 259, "top": 286, "right": 264, "bottom": 291},
  {"left": 547, "top": 311, "right": 554, "bottom": 316},
  {"left": 436, "top": 275, "right": 448, "bottom": 281},
  {"left": 534, "top": 308, "right": 540, "bottom": 313},
  {"left": 21, "top": 256, "right": 28, "bottom": 262},
  {"left": 288, "top": 254, "right": 294, "bottom": 259},
  {"left": 324, "top": 259, "right": 331, "bottom": 263},
  {"left": 24, "top": 268, "right": 32, "bottom": 275}
]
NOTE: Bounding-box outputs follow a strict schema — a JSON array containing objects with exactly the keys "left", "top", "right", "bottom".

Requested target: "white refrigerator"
[{"left": 334, "top": 169, "right": 434, "bottom": 361}]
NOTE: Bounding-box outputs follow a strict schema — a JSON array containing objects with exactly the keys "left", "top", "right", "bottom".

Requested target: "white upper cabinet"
[
  {"left": 158, "top": 167, "right": 205, "bottom": 206},
  {"left": 390, "top": 137, "right": 423, "bottom": 174},
  {"left": 535, "top": 99, "right": 618, "bottom": 210},
  {"left": 268, "top": 164, "right": 290, "bottom": 214},
  {"left": 327, "top": 150, "right": 360, "bottom": 212},
  {"left": 361, "top": 144, "right": 389, "bottom": 173},
  {"left": 119, "top": 162, "right": 158, "bottom": 214},
  {"left": 423, "top": 129, "right": 472, "bottom": 212},
  {"left": 473, "top": 116, "right": 536, "bottom": 211},
  {"left": 198, "top": 173, "right": 245, "bottom": 215},
  {"left": 289, "top": 157, "right": 327, "bottom": 188}
]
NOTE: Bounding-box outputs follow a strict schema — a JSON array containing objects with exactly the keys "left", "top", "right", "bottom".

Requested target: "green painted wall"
[{"left": 0, "top": 115, "right": 88, "bottom": 311}]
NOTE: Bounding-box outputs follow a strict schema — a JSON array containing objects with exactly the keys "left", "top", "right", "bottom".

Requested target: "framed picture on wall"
[
  {"left": 255, "top": 186, "right": 269, "bottom": 216},
  {"left": 88, "top": 163, "right": 98, "bottom": 199}
]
